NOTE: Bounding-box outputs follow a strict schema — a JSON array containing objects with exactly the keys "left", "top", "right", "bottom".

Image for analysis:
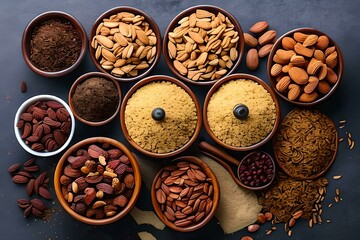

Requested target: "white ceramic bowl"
[{"left": 14, "top": 94, "right": 75, "bottom": 157}]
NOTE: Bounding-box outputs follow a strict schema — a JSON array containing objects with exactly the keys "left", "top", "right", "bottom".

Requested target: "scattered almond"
[
  {"left": 246, "top": 48, "right": 259, "bottom": 70},
  {"left": 258, "top": 30, "right": 277, "bottom": 45},
  {"left": 258, "top": 44, "right": 273, "bottom": 58},
  {"left": 249, "top": 21, "right": 268, "bottom": 33},
  {"left": 244, "top": 33, "right": 258, "bottom": 47}
]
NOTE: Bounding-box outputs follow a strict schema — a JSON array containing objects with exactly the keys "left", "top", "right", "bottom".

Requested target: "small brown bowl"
[
  {"left": 89, "top": 6, "right": 161, "bottom": 82},
  {"left": 267, "top": 27, "right": 344, "bottom": 106},
  {"left": 203, "top": 73, "right": 281, "bottom": 151},
  {"left": 22, "top": 11, "right": 87, "bottom": 77},
  {"left": 163, "top": 5, "right": 245, "bottom": 85},
  {"left": 54, "top": 137, "right": 142, "bottom": 225},
  {"left": 237, "top": 151, "right": 276, "bottom": 191},
  {"left": 151, "top": 156, "right": 220, "bottom": 232},
  {"left": 68, "top": 72, "right": 121, "bottom": 126},
  {"left": 120, "top": 75, "right": 202, "bottom": 158}
]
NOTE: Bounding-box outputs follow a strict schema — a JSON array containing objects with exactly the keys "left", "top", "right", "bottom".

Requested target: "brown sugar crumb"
[
  {"left": 207, "top": 79, "right": 276, "bottom": 147},
  {"left": 124, "top": 81, "right": 197, "bottom": 154}
]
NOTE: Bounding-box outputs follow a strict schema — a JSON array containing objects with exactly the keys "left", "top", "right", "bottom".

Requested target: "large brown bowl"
[
  {"left": 120, "top": 75, "right": 202, "bottom": 158},
  {"left": 267, "top": 27, "right": 344, "bottom": 106},
  {"left": 163, "top": 5, "right": 245, "bottom": 85},
  {"left": 22, "top": 11, "right": 87, "bottom": 78},
  {"left": 54, "top": 137, "right": 142, "bottom": 225},
  {"left": 203, "top": 73, "right": 281, "bottom": 151},
  {"left": 151, "top": 156, "right": 220, "bottom": 232},
  {"left": 89, "top": 6, "right": 161, "bottom": 82},
  {"left": 68, "top": 72, "right": 122, "bottom": 126}
]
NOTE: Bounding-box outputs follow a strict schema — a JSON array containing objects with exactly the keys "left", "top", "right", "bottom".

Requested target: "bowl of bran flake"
[
  {"left": 120, "top": 75, "right": 202, "bottom": 158},
  {"left": 203, "top": 73, "right": 280, "bottom": 151}
]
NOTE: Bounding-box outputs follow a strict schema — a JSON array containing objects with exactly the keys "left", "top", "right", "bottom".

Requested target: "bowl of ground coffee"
[
  {"left": 120, "top": 75, "right": 202, "bottom": 158},
  {"left": 69, "top": 72, "right": 121, "bottom": 126},
  {"left": 22, "top": 11, "right": 87, "bottom": 77}
]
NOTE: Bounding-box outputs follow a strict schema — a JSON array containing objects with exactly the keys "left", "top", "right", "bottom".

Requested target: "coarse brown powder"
[
  {"left": 30, "top": 19, "right": 81, "bottom": 72},
  {"left": 72, "top": 77, "right": 119, "bottom": 122}
]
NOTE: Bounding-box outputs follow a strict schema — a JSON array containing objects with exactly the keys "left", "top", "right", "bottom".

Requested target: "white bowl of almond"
[{"left": 267, "top": 28, "right": 344, "bottom": 106}]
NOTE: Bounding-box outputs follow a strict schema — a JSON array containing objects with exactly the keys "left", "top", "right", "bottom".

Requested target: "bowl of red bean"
[{"left": 237, "top": 151, "right": 275, "bottom": 191}]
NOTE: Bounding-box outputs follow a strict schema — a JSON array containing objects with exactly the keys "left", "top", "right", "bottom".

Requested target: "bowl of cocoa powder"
[
  {"left": 22, "top": 11, "right": 87, "bottom": 77},
  {"left": 14, "top": 94, "right": 75, "bottom": 157},
  {"left": 68, "top": 72, "right": 121, "bottom": 126}
]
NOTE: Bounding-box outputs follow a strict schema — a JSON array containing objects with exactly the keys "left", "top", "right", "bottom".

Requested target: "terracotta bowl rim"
[
  {"left": 203, "top": 73, "right": 281, "bottom": 151},
  {"left": 54, "top": 136, "right": 142, "bottom": 225},
  {"left": 68, "top": 71, "right": 122, "bottom": 126},
  {"left": 267, "top": 27, "right": 344, "bottom": 106},
  {"left": 21, "top": 11, "right": 87, "bottom": 78},
  {"left": 162, "top": 4, "right": 245, "bottom": 86}
]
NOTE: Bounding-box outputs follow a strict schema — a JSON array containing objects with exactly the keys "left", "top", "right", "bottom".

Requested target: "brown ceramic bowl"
[
  {"left": 163, "top": 5, "right": 245, "bottom": 85},
  {"left": 237, "top": 151, "right": 276, "bottom": 191},
  {"left": 89, "top": 6, "right": 161, "bottom": 82},
  {"left": 54, "top": 137, "right": 142, "bottom": 225},
  {"left": 203, "top": 73, "right": 281, "bottom": 151},
  {"left": 22, "top": 11, "right": 87, "bottom": 77},
  {"left": 68, "top": 72, "right": 121, "bottom": 126},
  {"left": 267, "top": 27, "right": 344, "bottom": 106},
  {"left": 151, "top": 156, "right": 220, "bottom": 232},
  {"left": 120, "top": 75, "right": 202, "bottom": 158},
  {"left": 273, "top": 108, "right": 338, "bottom": 180}
]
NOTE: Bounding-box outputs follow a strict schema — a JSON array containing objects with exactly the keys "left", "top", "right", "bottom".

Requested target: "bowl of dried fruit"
[
  {"left": 151, "top": 156, "right": 220, "bottom": 232},
  {"left": 89, "top": 6, "right": 161, "bottom": 82},
  {"left": 203, "top": 73, "right": 280, "bottom": 151},
  {"left": 267, "top": 27, "right": 344, "bottom": 106},
  {"left": 68, "top": 72, "right": 122, "bottom": 126},
  {"left": 22, "top": 11, "right": 87, "bottom": 78},
  {"left": 54, "top": 137, "right": 142, "bottom": 225},
  {"left": 120, "top": 75, "right": 202, "bottom": 158},
  {"left": 163, "top": 5, "right": 245, "bottom": 85},
  {"left": 14, "top": 95, "right": 75, "bottom": 157}
]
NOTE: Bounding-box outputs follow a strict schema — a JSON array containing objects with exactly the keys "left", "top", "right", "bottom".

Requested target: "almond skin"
[
  {"left": 246, "top": 48, "right": 259, "bottom": 70},
  {"left": 282, "top": 37, "right": 297, "bottom": 50},
  {"left": 270, "top": 63, "right": 283, "bottom": 76},
  {"left": 293, "top": 32, "right": 308, "bottom": 43},
  {"left": 316, "top": 35, "right": 330, "bottom": 50},
  {"left": 318, "top": 80, "right": 331, "bottom": 94},
  {"left": 258, "top": 30, "right": 276, "bottom": 45},
  {"left": 258, "top": 44, "right": 273, "bottom": 58},
  {"left": 276, "top": 76, "right": 291, "bottom": 92},
  {"left": 249, "top": 21, "right": 268, "bottom": 34},
  {"left": 244, "top": 33, "right": 258, "bottom": 47},
  {"left": 303, "top": 34, "right": 319, "bottom": 47},
  {"left": 304, "top": 76, "right": 319, "bottom": 94},
  {"left": 326, "top": 67, "right": 338, "bottom": 84},
  {"left": 294, "top": 43, "right": 314, "bottom": 58},
  {"left": 299, "top": 92, "right": 319, "bottom": 102},
  {"left": 289, "top": 67, "right": 309, "bottom": 85},
  {"left": 288, "top": 84, "right": 301, "bottom": 100}
]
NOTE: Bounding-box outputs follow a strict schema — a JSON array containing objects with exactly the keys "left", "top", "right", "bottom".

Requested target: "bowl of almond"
[
  {"left": 89, "top": 6, "right": 161, "bottom": 82},
  {"left": 267, "top": 28, "right": 344, "bottom": 106},
  {"left": 163, "top": 5, "right": 245, "bottom": 85}
]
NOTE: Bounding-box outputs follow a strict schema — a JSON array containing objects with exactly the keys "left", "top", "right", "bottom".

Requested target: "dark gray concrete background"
[{"left": 1, "top": 0, "right": 359, "bottom": 239}]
